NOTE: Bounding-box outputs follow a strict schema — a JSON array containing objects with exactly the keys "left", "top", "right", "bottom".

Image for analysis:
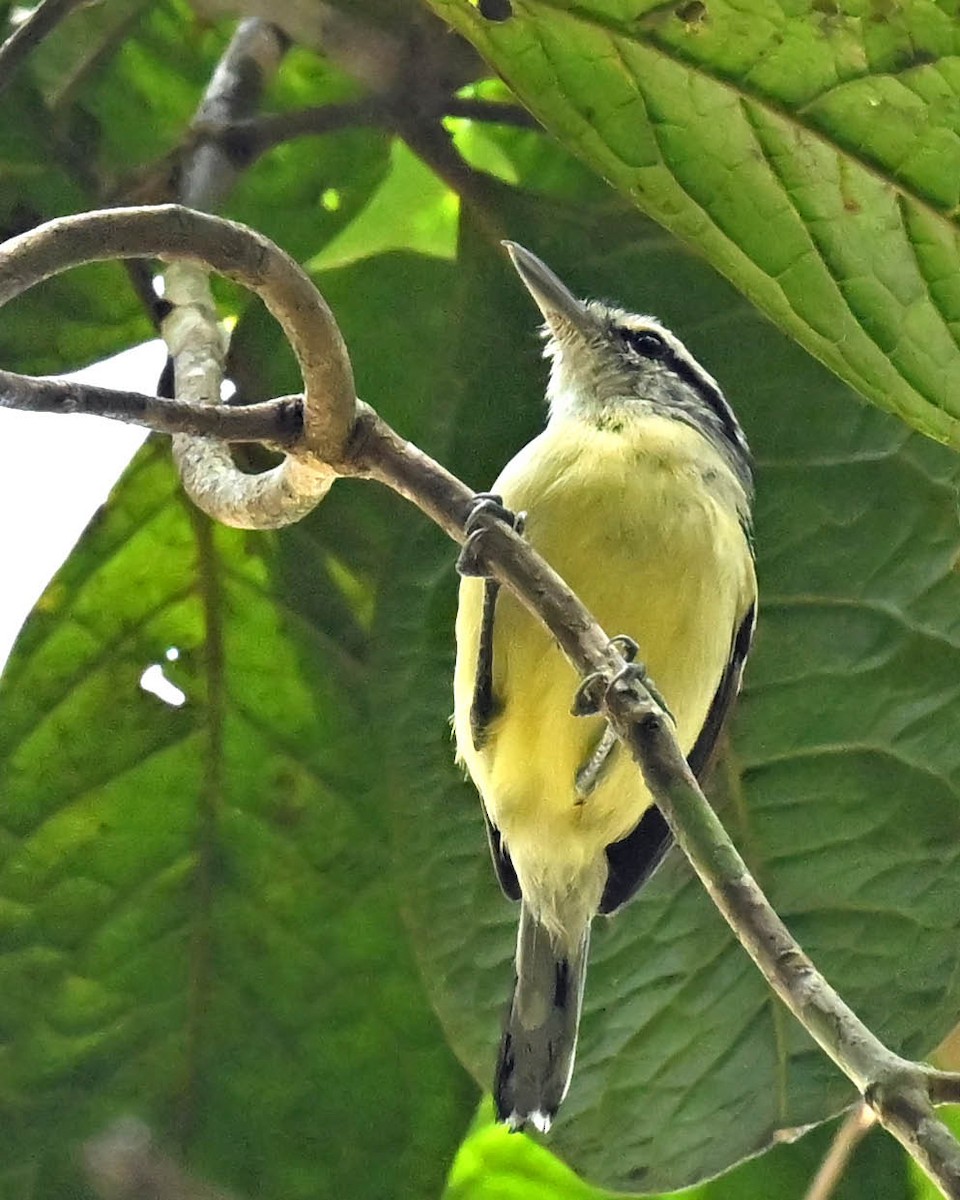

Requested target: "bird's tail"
[{"left": 494, "top": 901, "right": 590, "bottom": 1132}]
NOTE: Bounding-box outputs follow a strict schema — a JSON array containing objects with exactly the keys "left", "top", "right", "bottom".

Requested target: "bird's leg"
[
  {"left": 457, "top": 494, "right": 526, "bottom": 750},
  {"left": 471, "top": 579, "right": 501, "bottom": 749},
  {"left": 574, "top": 724, "right": 619, "bottom": 802}
]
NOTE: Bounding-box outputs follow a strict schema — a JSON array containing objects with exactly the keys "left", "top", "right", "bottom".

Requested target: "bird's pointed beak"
[{"left": 502, "top": 242, "right": 599, "bottom": 343}]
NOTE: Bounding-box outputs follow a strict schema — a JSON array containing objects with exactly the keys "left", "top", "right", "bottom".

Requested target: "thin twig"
[
  {"left": 803, "top": 1105, "right": 876, "bottom": 1200},
  {"left": 205, "top": 97, "right": 387, "bottom": 162},
  {"left": 444, "top": 97, "right": 540, "bottom": 128},
  {"left": 603, "top": 680, "right": 960, "bottom": 1196},
  {"left": 0, "top": 368, "right": 302, "bottom": 443},
  {"left": 210, "top": 96, "right": 539, "bottom": 162},
  {"left": 0, "top": 0, "right": 87, "bottom": 98}
]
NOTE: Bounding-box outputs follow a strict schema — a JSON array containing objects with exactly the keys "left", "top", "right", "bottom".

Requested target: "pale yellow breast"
[{"left": 454, "top": 414, "right": 755, "bottom": 904}]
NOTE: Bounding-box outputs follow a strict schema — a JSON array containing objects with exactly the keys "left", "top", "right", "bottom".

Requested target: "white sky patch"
[
  {"left": 139, "top": 663, "right": 187, "bottom": 708},
  {"left": 0, "top": 340, "right": 167, "bottom": 672},
  {"left": 165, "top": 646, "right": 180, "bottom": 662}
]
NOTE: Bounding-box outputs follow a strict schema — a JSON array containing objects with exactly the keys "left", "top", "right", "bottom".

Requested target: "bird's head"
[{"left": 503, "top": 241, "right": 751, "bottom": 490}]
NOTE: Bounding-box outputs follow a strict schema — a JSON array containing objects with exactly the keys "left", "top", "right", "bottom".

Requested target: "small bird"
[{"left": 453, "top": 243, "right": 757, "bottom": 1133}]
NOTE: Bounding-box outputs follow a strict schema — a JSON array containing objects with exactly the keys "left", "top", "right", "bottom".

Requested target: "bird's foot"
[
  {"left": 457, "top": 492, "right": 526, "bottom": 578},
  {"left": 571, "top": 636, "right": 674, "bottom": 722}
]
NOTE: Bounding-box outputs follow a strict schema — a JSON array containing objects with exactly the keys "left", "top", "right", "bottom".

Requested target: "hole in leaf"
[{"left": 140, "top": 664, "right": 186, "bottom": 708}]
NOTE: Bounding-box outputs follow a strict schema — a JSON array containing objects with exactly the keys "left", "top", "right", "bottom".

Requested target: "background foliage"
[{"left": 1, "top": 0, "right": 960, "bottom": 1197}]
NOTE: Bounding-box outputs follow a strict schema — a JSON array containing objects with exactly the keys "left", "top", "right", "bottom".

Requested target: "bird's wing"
[
  {"left": 483, "top": 805, "right": 522, "bottom": 901},
  {"left": 598, "top": 599, "right": 756, "bottom": 915}
]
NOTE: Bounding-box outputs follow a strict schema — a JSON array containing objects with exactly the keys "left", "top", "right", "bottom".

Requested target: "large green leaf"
[
  {"left": 431, "top": 0, "right": 960, "bottom": 449},
  {"left": 0, "top": 443, "right": 473, "bottom": 1195},
  {"left": 375, "top": 195, "right": 960, "bottom": 1191}
]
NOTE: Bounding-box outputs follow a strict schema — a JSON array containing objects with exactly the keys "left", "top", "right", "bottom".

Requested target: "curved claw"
[
  {"left": 571, "top": 636, "right": 674, "bottom": 724},
  {"left": 571, "top": 671, "right": 605, "bottom": 717},
  {"left": 608, "top": 662, "right": 675, "bottom": 724},
  {"left": 457, "top": 528, "right": 492, "bottom": 577},
  {"left": 457, "top": 493, "right": 526, "bottom": 578},
  {"left": 608, "top": 634, "right": 639, "bottom": 663}
]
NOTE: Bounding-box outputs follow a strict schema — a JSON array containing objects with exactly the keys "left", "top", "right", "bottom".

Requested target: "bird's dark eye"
[{"left": 622, "top": 328, "right": 667, "bottom": 359}]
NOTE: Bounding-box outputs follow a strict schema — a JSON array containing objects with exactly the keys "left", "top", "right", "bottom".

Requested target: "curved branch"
[
  {"left": 165, "top": 17, "right": 319, "bottom": 529},
  {"left": 0, "top": 204, "right": 356, "bottom": 528}
]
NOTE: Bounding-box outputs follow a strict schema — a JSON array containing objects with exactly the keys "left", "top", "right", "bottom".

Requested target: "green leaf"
[
  {"left": 0, "top": 437, "right": 474, "bottom": 1198},
  {"left": 376, "top": 194, "right": 960, "bottom": 1191},
  {"left": 307, "top": 139, "right": 459, "bottom": 273},
  {"left": 445, "top": 1100, "right": 910, "bottom": 1200},
  {"left": 65, "top": 0, "right": 232, "bottom": 173},
  {"left": 27, "top": 0, "right": 156, "bottom": 113},
  {"left": 430, "top": 0, "right": 960, "bottom": 448},
  {"left": 0, "top": 76, "right": 146, "bottom": 373}
]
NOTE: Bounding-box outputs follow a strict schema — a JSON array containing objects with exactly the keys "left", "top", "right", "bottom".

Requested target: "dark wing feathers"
[{"left": 599, "top": 600, "right": 756, "bottom": 914}]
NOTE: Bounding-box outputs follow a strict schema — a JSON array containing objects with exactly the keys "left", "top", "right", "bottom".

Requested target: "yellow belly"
[{"left": 454, "top": 414, "right": 755, "bottom": 922}]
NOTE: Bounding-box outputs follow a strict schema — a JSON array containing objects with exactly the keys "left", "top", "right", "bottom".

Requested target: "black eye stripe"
[
  {"left": 620, "top": 327, "right": 667, "bottom": 359},
  {"left": 667, "top": 351, "right": 746, "bottom": 454}
]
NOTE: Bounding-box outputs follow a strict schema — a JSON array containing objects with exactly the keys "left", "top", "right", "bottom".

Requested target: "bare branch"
[
  {"left": 208, "top": 97, "right": 538, "bottom": 164},
  {"left": 181, "top": 19, "right": 288, "bottom": 210},
  {"left": 0, "top": 368, "right": 301, "bottom": 442},
  {"left": 204, "top": 98, "right": 387, "bottom": 162},
  {"left": 444, "top": 97, "right": 540, "bottom": 129},
  {"left": 0, "top": 0, "right": 87, "bottom": 98}
]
